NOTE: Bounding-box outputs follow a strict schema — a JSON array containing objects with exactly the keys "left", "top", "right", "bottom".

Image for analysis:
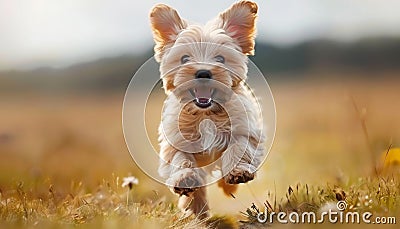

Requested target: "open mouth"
[{"left": 190, "top": 88, "right": 214, "bottom": 108}]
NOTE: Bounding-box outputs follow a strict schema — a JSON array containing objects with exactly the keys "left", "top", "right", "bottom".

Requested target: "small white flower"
[{"left": 122, "top": 176, "right": 139, "bottom": 189}]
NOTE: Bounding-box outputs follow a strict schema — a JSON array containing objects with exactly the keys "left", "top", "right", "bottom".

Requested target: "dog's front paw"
[
  {"left": 167, "top": 168, "right": 203, "bottom": 196},
  {"left": 173, "top": 185, "right": 197, "bottom": 197},
  {"left": 225, "top": 167, "right": 255, "bottom": 184}
]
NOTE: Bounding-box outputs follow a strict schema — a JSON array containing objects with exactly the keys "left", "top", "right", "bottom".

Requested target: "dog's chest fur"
[
  {"left": 176, "top": 104, "right": 231, "bottom": 166},
  {"left": 182, "top": 105, "right": 230, "bottom": 142}
]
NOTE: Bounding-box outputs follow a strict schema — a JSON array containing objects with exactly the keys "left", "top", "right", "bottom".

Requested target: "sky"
[{"left": 1, "top": 0, "right": 400, "bottom": 70}]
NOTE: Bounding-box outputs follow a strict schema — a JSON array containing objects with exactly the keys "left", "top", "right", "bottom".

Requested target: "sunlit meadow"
[{"left": 1, "top": 76, "right": 400, "bottom": 228}]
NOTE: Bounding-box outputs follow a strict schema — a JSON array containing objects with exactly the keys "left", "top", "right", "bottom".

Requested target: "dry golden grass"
[{"left": 0, "top": 78, "right": 400, "bottom": 228}]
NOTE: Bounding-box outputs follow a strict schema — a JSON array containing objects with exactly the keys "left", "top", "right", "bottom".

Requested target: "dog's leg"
[
  {"left": 217, "top": 178, "right": 238, "bottom": 196},
  {"left": 222, "top": 134, "right": 265, "bottom": 184},
  {"left": 178, "top": 184, "right": 209, "bottom": 219},
  {"left": 158, "top": 144, "right": 205, "bottom": 194},
  {"left": 158, "top": 145, "right": 209, "bottom": 218}
]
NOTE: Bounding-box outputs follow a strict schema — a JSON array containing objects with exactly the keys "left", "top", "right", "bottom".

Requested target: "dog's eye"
[
  {"left": 181, "top": 55, "right": 190, "bottom": 64},
  {"left": 215, "top": 55, "right": 225, "bottom": 63}
]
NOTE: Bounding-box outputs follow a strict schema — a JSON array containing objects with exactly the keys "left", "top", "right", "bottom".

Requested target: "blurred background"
[{"left": 1, "top": 0, "right": 400, "bottom": 215}]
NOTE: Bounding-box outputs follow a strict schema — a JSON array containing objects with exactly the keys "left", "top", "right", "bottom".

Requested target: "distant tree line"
[{"left": 1, "top": 37, "right": 399, "bottom": 92}]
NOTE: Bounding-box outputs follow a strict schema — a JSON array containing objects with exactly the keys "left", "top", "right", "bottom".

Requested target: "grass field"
[{"left": 1, "top": 77, "right": 400, "bottom": 228}]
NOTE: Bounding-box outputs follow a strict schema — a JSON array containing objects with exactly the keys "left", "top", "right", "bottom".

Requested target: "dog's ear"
[
  {"left": 218, "top": 1, "right": 258, "bottom": 55},
  {"left": 150, "top": 4, "right": 187, "bottom": 61}
]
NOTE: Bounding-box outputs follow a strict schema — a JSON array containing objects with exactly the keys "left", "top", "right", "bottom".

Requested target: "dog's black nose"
[{"left": 195, "top": 70, "right": 212, "bottom": 79}]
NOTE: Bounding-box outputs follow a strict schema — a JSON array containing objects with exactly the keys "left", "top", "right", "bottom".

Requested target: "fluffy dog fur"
[{"left": 150, "top": 1, "right": 266, "bottom": 218}]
